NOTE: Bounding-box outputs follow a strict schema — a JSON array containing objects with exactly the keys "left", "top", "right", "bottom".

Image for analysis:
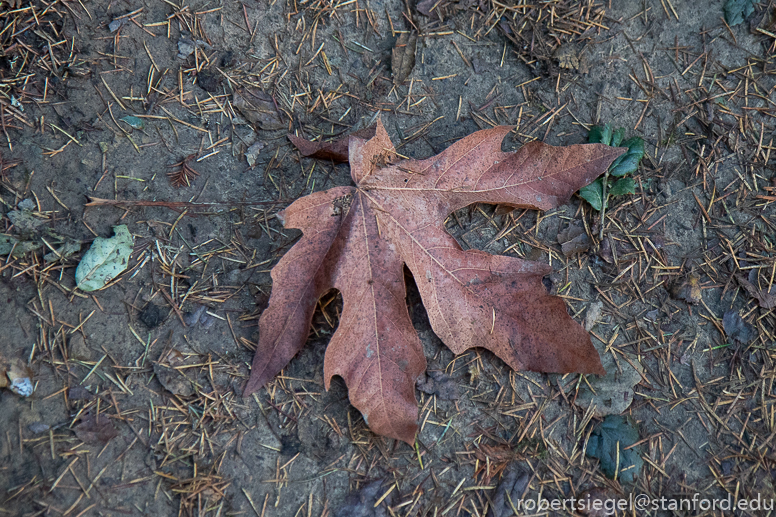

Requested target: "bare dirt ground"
[{"left": 0, "top": 0, "right": 775, "bottom": 515}]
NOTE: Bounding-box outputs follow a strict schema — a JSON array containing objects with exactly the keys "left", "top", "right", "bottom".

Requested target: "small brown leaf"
[
  {"left": 154, "top": 348, "right": 199, "bottom": 396},
  {"left": 245, "top": 141, "right": 266, "bottom": 167},
  {"left": 288, "top": 126, "right": 377, "bottom": 163},
  {"left": 488, "top": 466, "right": 530, "bottom": 517},
  {"left": 722, "top": 310, "right": 754, "bottom": 343},
  {"left": 68, "top": 386, "right": 95, "bottom": 401},
  {"left": 74, "top": 413, "right": 118, "bottom": 445},
  {"left": 670, "top": 273, "right": 702, "bottom": 304},
  {"left": 736, "top": 274, "right": 776, "bottom": 309},
  {"left": 574, "top": 351, "right": 643, "bottom": 417},
  {"left": 474, "top": 444, "right": 518, "bottom": 483},
  {"left": 584, "top": 301, "right": 604, "bottom": 331},
  {"left": 391, "top": 32, "right": 417, "bottom": 85},
  {"left": 337, "top": 480, "right": 393, "bottom": 517},
  {"left": 599, "top": 236, "right": 613, "bottom": 263},
  {"left": 232, "top": 88, "right": 284, "bottom": 130},
  {"left": 558, "top": 222, "right": 590, "bottom": 256}
]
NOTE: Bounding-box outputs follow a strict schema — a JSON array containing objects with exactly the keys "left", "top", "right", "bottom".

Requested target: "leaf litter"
[
  {"left": 337, "top": 480, "right": 393, "bottom": 517},
  {"left": 2, "top": 0, "right": 775, "bottom": 513},
  {"left": 391, "top": 31, "right": 417, "bottom": 85},
  {"left": 75, "top": 225, "right": 134, "bottom": 292},
  {"left": 557, "top": 221, "right": 591, "bottom": 256},
  {"left": 574, "top": 351, "right": 644, "bottom": 417},
  {"left": 288, "top": 125, "right": 377, "bottom": 163},
  {"left": 73, "top": 412, "right": 118, "bottom": 445},
  {"left": 245, "top": 120, "right": 622, "bottom": 443},
  {"left": 487, "top": 465, "right": 530, "bottom": 517},
  {"left": 670, "top": 272, "right": 703, "bottom": 304},
  {"left": 232, "top": 88, "right": 285, "bottom": 130},
  {"left": 586, "top": 415, "right": 644, "bottom": 484},
  {"left": 154, "top": 348, "right": 198, "bottom": 397},
  {"left": 722, "top": 310, "right": 754, "bottom": 344},
  {"left": 736, "top": 273, "right": 776, "bottom": 309}
]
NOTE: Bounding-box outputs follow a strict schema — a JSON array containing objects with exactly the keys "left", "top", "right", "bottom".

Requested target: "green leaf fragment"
[
  {"left": 608, "top": 177, "right": 636, "bottom": 197},
  {"left": 7, "top": 208, "right": 44, "bottom": 236},
  {"left": 610, "top": 127, "right": 625, "bottom": 148},
  {"left": 579, "top": 178, "right": 605, "bottom": 211},
  {"left": 580, "top": 128, "right": 644, "bottom": 210},
  {"left": 44, "top": 239, "right": 82, "bottom": 262},
  {"left": 723, "top": 0, "right": 755, "bottom": 26},
  {"left": 0, "top": 235, "right": 41, "bottom": 256},
  {"left": 75, "top": 225, "right": 134, "bottom": 291},
  {"left": 119, "top": 115, "right": 145, "bottom": 130},
  {"left": 586, "top": 415, "right": 644, "bottom": 483},
  {"left": 609, "top": 137, "right": 645, "bottom": 177},
  {"left": 588, "top": 124, "right": 613, "bottom": 145}
]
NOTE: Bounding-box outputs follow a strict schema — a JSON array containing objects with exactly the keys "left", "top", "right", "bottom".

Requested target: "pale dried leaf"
[{"left": 391, "top": 32, "right": 417, "bottom": 85}]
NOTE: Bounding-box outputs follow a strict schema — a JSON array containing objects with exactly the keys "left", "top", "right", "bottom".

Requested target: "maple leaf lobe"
[{"left": 245, "top": 121, "right": 622, "bottom": 444}]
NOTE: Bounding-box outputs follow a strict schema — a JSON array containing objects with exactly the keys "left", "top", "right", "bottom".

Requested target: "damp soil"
[{"left": 0, "top": 0, "right": 775, "bottom": 516}]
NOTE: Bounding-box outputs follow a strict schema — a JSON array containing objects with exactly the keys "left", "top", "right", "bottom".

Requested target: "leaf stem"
[{"left": 598, "top": 169, "right": 610, "bottom": 241}]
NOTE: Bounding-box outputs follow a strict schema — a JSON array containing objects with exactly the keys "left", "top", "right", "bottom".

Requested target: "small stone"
[
  {"left": 108, "top": 19, "right": 126, "bottom": 32},
  {"left": 28, "top": 422, "right": 50, "bottom": 434},
  {"left": 10, "top": 377, "right": 33, "bottom": 397}
]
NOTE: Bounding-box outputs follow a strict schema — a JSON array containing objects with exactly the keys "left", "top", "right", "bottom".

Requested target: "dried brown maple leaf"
[
  {"left": 244, "top": 121, "right": 623, "bottom": 444},
  {"left": 288, "top": 126, "right": 377, "bottom": 163}
]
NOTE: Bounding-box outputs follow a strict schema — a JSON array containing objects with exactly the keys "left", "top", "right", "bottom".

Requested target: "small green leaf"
[
  {"left": 608, "top": 177, "right": 636, "bottom": 197},
  {"left": 0, "top": 234, "right": 20, "bottom": 255},
  {"left": 610, "top": 128, "right": 625, "bottom": 148},
  {"left": 579, "top": 178, "right": 605, "bottom": 211},
  {"left": 609, "top": 137, "right": 644, "bottom": 177},
  {"left": 586, "top": 415, "right": 644, "bottom": 483},
  {"left": 119, "top": 115, "right": 145, "bottom": 130},
  {"left": 588, "top": 124, "right": 613, "bottom": 145},
  {"left": 7, "top": 207, "right": 44, "bottom": 236},
  {"left": 0, "top": 235, "right": 41, "bottom": 256},
  {"left": 580, "top": 127, "right": 642, "bottom": 211},
  {"left": 75, "top": 225, "right": 134, "bottom": 291},
  {"left": 723, "top": 0, "right": 755, "bottom": 26},
  {"left": 44, "top": 239, "right": 82, "bottom": 263}
]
